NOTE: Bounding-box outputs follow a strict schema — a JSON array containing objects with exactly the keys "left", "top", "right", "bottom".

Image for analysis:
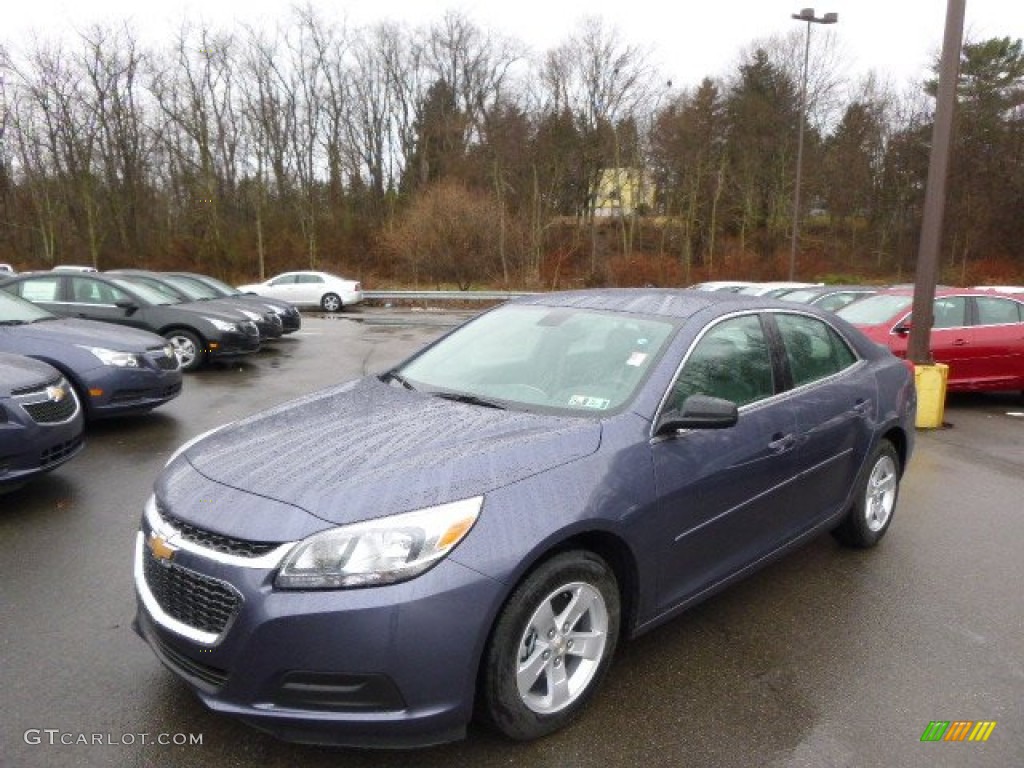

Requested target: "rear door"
[
  {"left": 770, "top": 311, "right": 875, "bottom": 528},
  {"left": 969, "top": 295, "right": 1024, "bottom": 389}
]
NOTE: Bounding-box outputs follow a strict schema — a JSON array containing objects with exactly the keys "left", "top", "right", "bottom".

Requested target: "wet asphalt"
[{"left": 2, "top": 309, "right": 1021, "bottom": 768}]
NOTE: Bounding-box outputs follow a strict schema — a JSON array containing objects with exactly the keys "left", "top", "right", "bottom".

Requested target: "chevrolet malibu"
[{"left": 133, "top": 289, "right": 916, "bottom": 747}]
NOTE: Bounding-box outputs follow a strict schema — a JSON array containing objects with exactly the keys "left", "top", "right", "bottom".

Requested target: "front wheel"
[
  {"left": 163, "top": 329, "right": 205, "bottom": 372},
  {"left": 320, "top": 293, "right": 342, "bottom": 312},
  {"left": 479, "top": 551, "right": 620, "bottom": 741},
  {"left": 832, "top": 439, "right": 901, "bottom": 548}
]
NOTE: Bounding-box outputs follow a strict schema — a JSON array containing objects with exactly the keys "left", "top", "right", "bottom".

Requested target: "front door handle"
[
  {"left": 952, "top": 338, "right": 968, "bottom": 346},
  {"left": 768, "top": 433, "right": 797, "bottom": 453},
  {"left": 852, "top": 398, "right": 871, "bottom": 415}
]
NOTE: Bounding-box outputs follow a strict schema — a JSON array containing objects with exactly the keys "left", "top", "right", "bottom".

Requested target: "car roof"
[{"left": 511, "top": 287, "right": 799, "bottom": 321}]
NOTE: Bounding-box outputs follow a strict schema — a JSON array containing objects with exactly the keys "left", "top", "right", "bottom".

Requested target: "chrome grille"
[
  {"left": 142, "top": 551, "right": 240, "bottom": 636},
  {"left": 15, "top": 377, "right": 79, "bottom": 424},
  {"left": 161, "top": 510, "right": 281, "bottom": 558},
  {"left": 23, "top": 396, "right": 77, "bottom": 423}
]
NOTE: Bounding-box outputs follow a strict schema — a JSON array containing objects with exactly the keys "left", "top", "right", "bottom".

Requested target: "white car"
[
  {"left": 51, "top": 265, "right": 98, "bottom": 273},
  {"left": 736, "top": 281, "right": 821, "bottom": 297},
  {"left": 237, "top": 271, "right": 363, "bottom": 312},
  {"left": 0, "top": 263, "right": 15, "bottom": 275}
]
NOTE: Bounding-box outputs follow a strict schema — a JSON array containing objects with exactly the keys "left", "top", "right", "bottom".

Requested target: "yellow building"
[{"left": 592, "top": 167, "right": 654, "bottom": 217}]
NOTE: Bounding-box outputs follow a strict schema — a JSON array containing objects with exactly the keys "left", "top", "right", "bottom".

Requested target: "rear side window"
[
  {"left": 298, "top": 274, "right": 324, "bottom": 284},
  {"left": 975, "top": 296, "right": 1022, "bottom": 325},
  {"left": 14, "top": 278, "right": 61, "bottom": 302},
  {"left": 776, "top": 313, "right": 857, "bottom": 387},
  {"left": 669, "top": 315, "right": 774, "bottom": 408}
]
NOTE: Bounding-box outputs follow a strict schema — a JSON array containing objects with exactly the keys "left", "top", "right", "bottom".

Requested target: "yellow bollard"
[{"left": 913, "top": 363, "right": 949, "bottom": 428}]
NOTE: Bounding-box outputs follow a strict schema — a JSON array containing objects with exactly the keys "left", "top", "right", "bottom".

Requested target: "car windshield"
[
  {"left": 189, "top": 275, "right": 238, "bottom": 296},
  {"left": 394, "top": 304, "right": 675, "bottom": 415},
  {"left": 171, "top": 276, "right": 225, "bottom": 298},
  {"left": 837, "top": 294, "right": 913, "bottom": 324},
  {"left": 780, "top": 289, "right": 818, "bottom": 303},
  {"left": 108, "top": 278, "right": 176, "bottom": 306},
  {"left": 0, "top": 290, "right": 58, "bottom": 322},
  {"left": 162, "top": 276, "right": 216, "bottom": 300}
]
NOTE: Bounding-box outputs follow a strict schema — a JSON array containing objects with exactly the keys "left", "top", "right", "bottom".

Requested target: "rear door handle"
[
  {"left": 852, "top": 398, "right": 871, "bottom": 415},
  {"left": 952, "top": 338, "right": 968, "bottom": 346}
]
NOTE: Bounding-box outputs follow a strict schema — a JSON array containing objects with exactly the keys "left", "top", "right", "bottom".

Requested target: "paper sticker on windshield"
[
  {"left": 568, "top": 395, "right": 611, "bottom": 410},
  {"left": 626, "top": 351, "right": 648, "bottom": 367}
]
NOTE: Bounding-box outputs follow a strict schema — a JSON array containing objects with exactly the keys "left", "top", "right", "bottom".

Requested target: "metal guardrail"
[{"left": 362, "top": 290, "right": 537, "bottom": 302}]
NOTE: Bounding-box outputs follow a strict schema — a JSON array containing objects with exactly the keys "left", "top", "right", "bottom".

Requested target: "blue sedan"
[
  {"left": 0, "top": 290, "right": 182, "bottom": 418},
  {"left": 133, "top": 289, "right": 916, "bottom": 746},
  {"left": 0, "top": 352, "right": 84, "bottom": 490}
]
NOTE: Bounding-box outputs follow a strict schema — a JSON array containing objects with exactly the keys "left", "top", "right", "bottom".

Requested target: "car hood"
[
  {"left": 8, "top": 317, "right": 167, "bottom": 350},
  {"left": 0, "top": 352, "right": 59, "bottom": 391},
  {"left": 164, "top": 377, "right": 602, "bottom": 532}
]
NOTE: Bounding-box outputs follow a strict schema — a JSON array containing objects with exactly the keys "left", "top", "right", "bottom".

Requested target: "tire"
[
  {"left": 163, "top": 329, "right": 205, "bottom": 372},
  {"left": 479, "top": 551, "right": 620, "bottom": 741},
  {"left": 832, "top": 439, "right": 901, "bottom": 548},
  {"left": 320, "top": 293, "right": 342, "bottom": 312}
]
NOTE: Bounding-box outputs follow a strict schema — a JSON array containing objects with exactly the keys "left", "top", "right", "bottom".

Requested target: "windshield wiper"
[
  {"left": 0, "top": 319, "right": 29, "bottom": 326},
  {"left": 381, "top": 370, "right": 417, "bottom": 390},
  {"left": 432, "top": 391, "right": 506, "bottom": 410}
]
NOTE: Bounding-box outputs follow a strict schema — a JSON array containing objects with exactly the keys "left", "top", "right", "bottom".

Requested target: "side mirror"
[
  {"left": 893, "top": 322, "right": 911, "bottom": 335},
  {"left": 115, "top": 299, "right": 139, "bottom": 314},
  {"left": 655, "top": 394, "right": 739, "bottom": 436}
]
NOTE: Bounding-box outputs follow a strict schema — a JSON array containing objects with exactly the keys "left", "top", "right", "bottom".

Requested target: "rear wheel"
[
  {"left": 163, "top": 329, "right": 204, "bottom": 372},
  {"left": 479, "top": 551, "right": 620, "bottom": 740},
  {"left": 832, "top": 439, "right": 901, "bottom": 548},
  {"left": 320, "top": 293, "right": 342, "bottom": 312}
]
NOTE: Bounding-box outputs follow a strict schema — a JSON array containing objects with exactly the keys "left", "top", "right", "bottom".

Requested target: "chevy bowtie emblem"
[
  {"left": 46, "top": 384, "right": 66, "bottom": 403},
  {"left": 147, "top": 533, "right": 177, "bottom": 562}
]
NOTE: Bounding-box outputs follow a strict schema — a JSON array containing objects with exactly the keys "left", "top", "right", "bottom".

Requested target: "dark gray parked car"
[
  {"left": 0, "top": 352, "right": 84, "bottom": 490},
  {"left": 133, "top": 289, "right": 916, "bottom": 747},
  {"left": 166, "top": 271, "right": 302, "bottom": 334}
]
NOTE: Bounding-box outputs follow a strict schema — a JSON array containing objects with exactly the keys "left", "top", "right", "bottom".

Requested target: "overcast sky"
[{"left": 3, "top": 1, "right": 1022, "bottom": 91}]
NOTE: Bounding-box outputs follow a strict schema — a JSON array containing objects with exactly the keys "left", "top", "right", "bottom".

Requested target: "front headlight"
[
  {"left": 204, "top": 317, "right": 239, "bottom": 332},
  {"left": 78, "top": 345, "right": 140, "bottom": 368},
  {"left": 275, "top": 496, "right": 483, "bottom": 589}
]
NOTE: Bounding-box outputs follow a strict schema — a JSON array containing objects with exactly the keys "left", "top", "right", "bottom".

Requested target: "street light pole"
[{"left": 789, "top": 8, "right": 837, "bottom": 281}]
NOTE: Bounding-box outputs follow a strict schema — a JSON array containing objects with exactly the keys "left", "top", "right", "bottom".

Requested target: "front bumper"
[
  {"left": 0, "top": 394, "right": 84, "bottom": 485},
  {"left": 83, "top": 362, "right": 183, "bottom": 417},
  {"left": 131, "top": 517, "right": 503, "bottom": 747},
  {"left": 207, "top": 322, "right": 261, "bottom": 359}
]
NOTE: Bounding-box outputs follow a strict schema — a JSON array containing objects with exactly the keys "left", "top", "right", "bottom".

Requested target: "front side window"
[
  {"left": 932, "top": 297, "right": 967, "bottom": 329},
  {"left": 667, "top": 314, "right": 774, "bottom": 409},
  {"left": 69, "top": 277, "right": 128, "bottom": 305},
  {"left": 776, "top": 313, "right": 857, "bottom": 387},
  {"left": 269, "top": 275, "right": 297, "bottom": 286}
]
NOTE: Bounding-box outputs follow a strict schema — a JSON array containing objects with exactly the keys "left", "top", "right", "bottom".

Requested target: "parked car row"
[{"left": 0, "top": 268, "right": 307, "bottom": 491}]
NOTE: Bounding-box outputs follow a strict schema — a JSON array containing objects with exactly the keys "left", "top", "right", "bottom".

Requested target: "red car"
[{"left": 837, "top": 288, "right": 1024, "bottom": 393}]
